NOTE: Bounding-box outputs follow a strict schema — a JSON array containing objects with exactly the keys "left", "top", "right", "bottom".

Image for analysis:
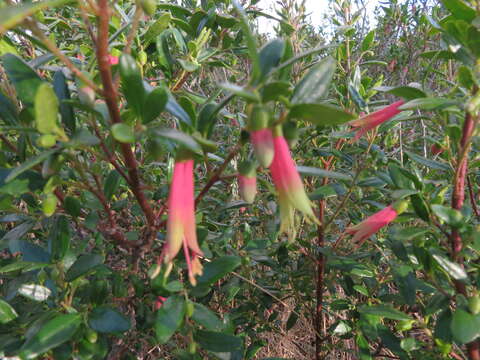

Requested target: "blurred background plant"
[{"left": 0, "top": 0, "right": 479, "bottom": 359}]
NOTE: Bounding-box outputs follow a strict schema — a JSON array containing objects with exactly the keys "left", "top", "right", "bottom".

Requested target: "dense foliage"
[{"left": 0, "top": 0, "right": 479, "bottom": 359}]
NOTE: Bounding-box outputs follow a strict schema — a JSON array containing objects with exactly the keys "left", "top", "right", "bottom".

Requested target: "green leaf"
[
  {"left": 35, "top": 83, "right": 60, "bottom": 135},
  {"left": 165, "top": 93, "right": 192, "bottom": 126},
  {"left": 405, "top": 150, "right": 451, "bottom": 171},
  {"left": 358, "top": 305, "right": 412, "bottom": 321},
  {"left": 196, "top": 256, "right": 241, "bottom": 287},
  {"left": 0, "top": 220, "right": 35, "bottom": 250},
  {"left": 220, "top": 83, "right": 260, "bottom": 103},
  {"left": 0, "top": 91, "right": 18, "bottom": 125},
  {"left": 261, "top": 81, "right": 291, "bottom": 102},
  {"left": 63, "top": 196, "right": 81, "bottom": 217},
  {"left": 291, "top": 57, "right": 335, "bottom": 104},
  {"left": 18, "top": 284, "right": 51, "bottom": 301},
  {"left": 19, "top": 314, "right": 81, "bottom": 359},
  {"left": 431, "top": 253, "right": 468, "bottom": 281},
  {"left": 0, "top": 261, "right": 48, "bottom": 273},
  {"left": 194, "top": 329, "right": 242, "bottom": 352},
  {"left": 431, "top": 204, "right": 463, "bottom": 227},
  {"left": 111, "top": 123, "right": 135, "bottom": 143},
  {"left": 155, "top": 295, "right": 186, "bottom": 344},
  {"left": 5, "top": 149, "right": 58, "bottom": 183},
  {"left": 53, "top": 70, "right": 75, "bottom": 133},
  {"left": 411, "top": 194, "right": 430, "bottom": 222},
  {"left": 232, "top": 0, "right": 260, "bottom": 83},
  {"left": 191, "top": 303, "right": 224, "bottom": 331},
  {"left": 361, "top": 30, "right": 375, "bottom": 51},
  {"left": 451, "top": 309, "right": 480, "bottom": 344},
  {"left": 154, "top": 128, "right": 201, "bottom": 153},
  {"left": 144, "top": 12, "right": 172, "bottom": 45},
  {"left": 103, "top": 170, "right": 123, "bottom": 201},
  {"left": 119, "top": 54, "right": 146, "bottom": 118},
  {"left": 0, "top": 299, "right": 18, "bottom": 324},
  {"left": 1, "top": 53, "right": 43, "bottom": 106},
  {"left": 258, "top": 39, "right": 285, "bottom": 82},
  {"left": 289, "top": 103, "right": 355, "bottom": 125},
  {"left": 89, "top": 306, "right": 131, "bottom": 333},
  {"left": 297, "top": 166, "right": 352, "bottom": 181},
  {"left": 399, "top": 97, "right": 457, "bottom": 111},
  {"left": 144, "top": 87, "right": 168, "bottom": 123},
  {"left": 49, "top": 215, "right": 70, "bottom": 262},
  {"left": 375, "top": 85, "right": 427, "bottom": 100},
  {"left": 441, "top": 0, "right": 476, "bottom": 21},
  {"left": 0, "top": 0, "right": 70, "bottom": 34},
  {"left": 65, "top": 254, "right": 103, "bottom": 282}
]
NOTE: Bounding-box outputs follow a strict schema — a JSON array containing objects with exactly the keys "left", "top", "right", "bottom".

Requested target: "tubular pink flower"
[
  {"left": 349, "top": 100, "right": 404, "bottom": 141},
  {"left": 345, "top": 200, "right": 408, "bottom": 246},
  {"left": 250, "top": 128, "right": 274, "bottom": 167},
  {"left": 269, "top": 130, "right": 317, "bottom": 240},
  {"left": 162, "top": 159, "right": 203, "bottom": 285},
  {"left": 238, "top": 175, "right": 256, "bottom": 204}
]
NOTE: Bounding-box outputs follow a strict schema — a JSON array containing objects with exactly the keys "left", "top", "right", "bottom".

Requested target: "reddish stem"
[{"left": 96, "top": 0, "right": 156, "bottom": 233}]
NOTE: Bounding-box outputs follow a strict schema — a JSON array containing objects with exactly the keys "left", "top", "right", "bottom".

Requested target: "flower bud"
[
  {"left": 248, "top": 105, "right": 274, "bottom": 167},
  {"left": 238, "top": 160, "right": 257, "bottom": 204}
]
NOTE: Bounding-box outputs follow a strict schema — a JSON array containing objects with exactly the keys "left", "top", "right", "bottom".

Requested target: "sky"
[{"left": 256, "top": 0, "right": 378, "bottom": 34}]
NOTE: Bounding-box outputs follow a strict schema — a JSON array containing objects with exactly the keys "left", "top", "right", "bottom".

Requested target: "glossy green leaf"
[
  {"left": 191, "top": 303, "right": 224, "bottom": 331},
  {"left": 165, "top": 93, "right": 192, "bottom": 126},
  {"left": 441, "top": 0, "right": 476, "bottom": 21},
  {"left": 155, "top": 295, "right": 185, "bottom": 344},
  {"left": 0, "top": 91, "right": 18, "bottom": 125},
  {"left": 49, "top": 215, "right": 70, "bottom": 261},
  {"left": 103, "top": 170, "right": 123, "bottom": 200},
  {"left": 144, "top": 87, "right": 168, "bottom": 123},
  {"left": 258, "top": 39, "right": 285, "bottom": 82},
  {"left": 53, "top": 70, "right": 75, "bottom": 133},
  {"left": 220, "top": 83, "right": 260, "bottom": 103},
  {"left": 361, "top": 30, "right": 375, "bottom": 51},
  {"left": 375, "top": 85, "right": 427, "bottom": 100},
  {"left": 297, "top": 166, "right": 352, "bottom": 181},
  {"left": 1, "top": 53, "right": 43, "bottom": 106},
  {"left": 291, "top": 57, "right": 335, "bottom": 104},
  {"left": 154, "top": 128, "right": 201, "bottom": 152},
  {"left": 35, "top": 83, "right": 60, "bottom": 135},
  {"left": 196, "top": 256, "right": 241, "bottom": 287},
  {"left": 65, "top": 254, "right": 103, "bottom": 282},
  {"left": 143, "top": 12, "right": 172, "bottom": 45},
  {"left": 358, "top": 305, "right": 412, "bottom": 320},
  {"left": 0, "top": 299, "right": 18, "bottom": 324},
  {"left": 19, "top": 314, "right": 81, "bottom": 359},
  {"left": 431, "top": 204, "right": 463, "bottom": 227},
  {"left": 111, "top": 123, "right": 135, "bottom": 143},
  {"left": 18, "top": 284, "right": 51, "bottom": 301},
  {"left": 194, "top": 329, "right": 242, "bottom": 352},
  {"left": 451, "top": 309, "right": 480, "bottom": 344},
  {"left": 405, "top": 150, "right": 450, "bottom": 171},
  {"left": 5, "top": 149, "right": 58, "bottom": 183},
  {"left": 399, "top": 97, "right": 457, "bottom": 111},
  {"left": 89, "top": 306, "right": 131, "bottom": 333},
  {"left": 289, "top": 103, "right": 355, "bottom": 125},
  {"left": 431, "top": 253, "right": 468, "bottom": 280},
  {"left": 119, "top": 54, "right": 146, "bottom": 118}
]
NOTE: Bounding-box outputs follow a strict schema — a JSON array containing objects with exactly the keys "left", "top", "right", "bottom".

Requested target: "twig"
[{"left": 96, "top": 0, "right": 156, "bottom": 235}]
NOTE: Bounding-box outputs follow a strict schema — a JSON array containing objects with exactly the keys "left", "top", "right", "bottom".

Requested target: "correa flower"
[
  {"left": 348, "top": 100, "right": 404, "bottom": 141},
  {"left": 269, "top": 126, "right": 318, "bottom": 240},
  {"left": 248, "top": 105, "right": 274, "bottom": 167},
  {"left": 345, "top": 200, "right": 408, "bottom": 246},
  {"left": 250, "top": 128, "right": 274, "bottom": 168},
  {"left": 238, "top": 160, "right": 257, "bottom": 204},
  {"left": 161, "top": 158, "right": 203, "bottom": 286}
]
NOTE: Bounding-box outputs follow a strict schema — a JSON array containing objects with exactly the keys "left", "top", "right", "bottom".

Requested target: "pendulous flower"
[
  {"left": 248, "top": 105, "right": 274, "bottom": 167},
  {"left": 269, "top": 126, "right": 317, "bottom": 240},
  {"left": 345, "top": 200, "right": 408, "bottom": 246},
  {"left": 238, "top": 160, "right": 257, "bottom": 204},
  {"left": 161, "top": 158, "right": 203, "bottom": 285},
  {"left": 349, "top": 100, "right": 404, "bottom": 141}
]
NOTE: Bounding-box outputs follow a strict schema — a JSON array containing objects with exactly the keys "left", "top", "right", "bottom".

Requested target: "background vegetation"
[{"left": 0, "top": 0, "right": 479, "bottom": 359}]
